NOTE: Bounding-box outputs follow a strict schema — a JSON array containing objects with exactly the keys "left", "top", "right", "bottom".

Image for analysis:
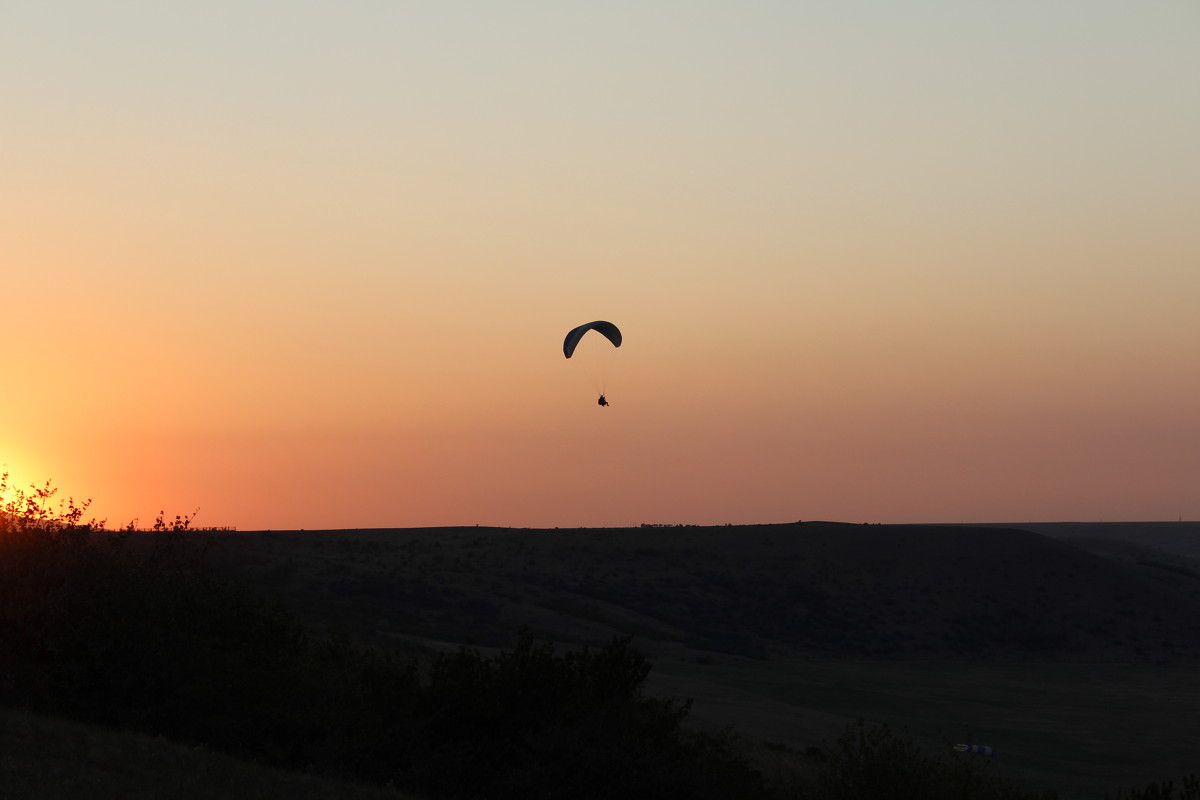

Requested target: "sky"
[{"left": 3, "top": 1, "right": 1198, "bottom": 530}]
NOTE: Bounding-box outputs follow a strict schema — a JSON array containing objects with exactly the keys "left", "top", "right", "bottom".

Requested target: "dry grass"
[{"left": 0, "top": 706, "right": 418, "bottom": 800}]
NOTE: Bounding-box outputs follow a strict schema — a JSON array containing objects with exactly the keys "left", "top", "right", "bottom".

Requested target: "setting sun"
[{"left": 1, "top": 456, "right": 46, "bottom": 506}]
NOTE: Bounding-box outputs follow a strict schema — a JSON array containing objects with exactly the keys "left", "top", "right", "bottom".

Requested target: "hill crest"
[{"left": 206, "top": 522, "right": 1200, "bottom": 662}]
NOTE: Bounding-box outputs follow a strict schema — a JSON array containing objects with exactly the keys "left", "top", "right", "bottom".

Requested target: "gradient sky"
[{"left": 3, "top": 1, "right": 1198, "bottom": 529}]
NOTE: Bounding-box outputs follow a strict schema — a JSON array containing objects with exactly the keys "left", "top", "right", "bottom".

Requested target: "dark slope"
[
  {"left": 206, "top": 522, "right": 1200, "bottom": 661},
  {"left": 0, "top": 706, "right": 412, "bottom": 800},
  {"left": 980, "top": 521, "right": 1200, "bottom": 561}
]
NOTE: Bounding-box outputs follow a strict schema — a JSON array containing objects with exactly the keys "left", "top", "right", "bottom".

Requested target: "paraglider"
[
  {"left": 563, "top": 321, "right": 622, "bottom": 359},
  {"left": 564, "top": 321, "right": 621, "bottom": 406}
]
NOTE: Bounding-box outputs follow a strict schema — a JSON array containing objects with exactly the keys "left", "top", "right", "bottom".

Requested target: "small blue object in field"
[{"left": 954, "top": 744, "right": 996, "bottom": 756}]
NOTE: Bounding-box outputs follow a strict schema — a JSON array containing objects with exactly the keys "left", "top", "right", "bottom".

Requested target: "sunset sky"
[{"left": 4, "top": 1, "right": 1198, "bottom": 530}]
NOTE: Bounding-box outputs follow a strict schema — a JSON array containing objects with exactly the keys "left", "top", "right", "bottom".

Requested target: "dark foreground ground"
[
  {"left": 6, "top": 520, "right": 1200, "bottom": 798},
  {"left": 0, "top": 705, "right": 415, "bottom": 800}
]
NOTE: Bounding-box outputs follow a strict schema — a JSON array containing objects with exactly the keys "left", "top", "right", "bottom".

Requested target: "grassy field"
[{"left": 645, "top": 657, "right": 1200, "bottom": 799}]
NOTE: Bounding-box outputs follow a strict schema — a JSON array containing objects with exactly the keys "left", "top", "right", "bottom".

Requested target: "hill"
[
  {"left": 974, "top": 521, "right": 1200, "bottom": 562},
  {"left": 204, "top": 522, "right": 1200, "bottom": 662},
  {"left": 193, "top": 522, "right": 1200, "bottom": 797}
]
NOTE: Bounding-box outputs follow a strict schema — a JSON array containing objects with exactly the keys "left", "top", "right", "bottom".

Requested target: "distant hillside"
[
  {"left": 979, "top": 521, "right": 1200, "bottom": 561},
  {"left": 203, "top": 522, "right": 1200, "bottom": 662}
]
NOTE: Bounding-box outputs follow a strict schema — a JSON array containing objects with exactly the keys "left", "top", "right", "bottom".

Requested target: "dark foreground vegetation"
[
  {"left": 1, "top": 476, "right": 1194, "bottom": 798},
  {"left": 0, "top": 704, "right": 412, "bottom": 800}
]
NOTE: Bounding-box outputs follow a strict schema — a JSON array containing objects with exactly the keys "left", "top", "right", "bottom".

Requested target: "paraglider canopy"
[{"left": 563, "top": 321, "right": 622, "bottom": 359}]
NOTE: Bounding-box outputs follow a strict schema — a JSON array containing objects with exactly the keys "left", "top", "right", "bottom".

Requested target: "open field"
[
  {"left": 184, "top": 521, "right": 1200, "bottom": 798},
  {"left": 647, "top": 658, "right": 1200, "bottom": 800}
]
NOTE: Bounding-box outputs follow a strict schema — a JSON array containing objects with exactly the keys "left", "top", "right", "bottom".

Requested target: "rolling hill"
[{"left": 204, "top": 522, "right": 1200, "bottom": 663}]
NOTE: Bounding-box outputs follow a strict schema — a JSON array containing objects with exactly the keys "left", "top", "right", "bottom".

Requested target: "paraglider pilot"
[{"left": 597, "top": 394, "right": 609, "bottom": 407}]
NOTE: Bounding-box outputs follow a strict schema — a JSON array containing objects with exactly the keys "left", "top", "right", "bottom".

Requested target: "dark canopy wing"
[{"left": 563, "top": 321, "right": 622, "bottom": 359}]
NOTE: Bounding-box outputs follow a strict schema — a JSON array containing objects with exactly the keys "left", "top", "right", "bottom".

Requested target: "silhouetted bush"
[
  {"left": 406, "top": 633, "right": 769, "bottom": 799},
  {"left": 1109, "top": 775, "right": 1200, "bottom": 800},
  {"left": 815, "top": 720, "right": 1058, "bottom": 800}
]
